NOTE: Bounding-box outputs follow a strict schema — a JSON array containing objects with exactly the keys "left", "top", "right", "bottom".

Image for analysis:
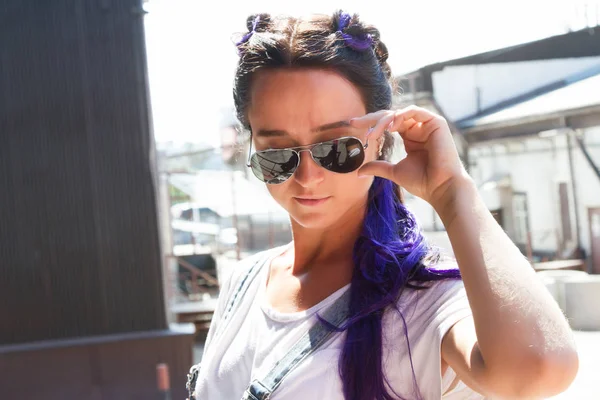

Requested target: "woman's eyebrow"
[
  {"left": 254, "top": 129, "right": 286, "bottom": 137},
  {"left": 313, "top": 120, "right": 351, "bottom": 132},
  {"left": 254, "top": 120, "right": 351, "bottom": 137}
]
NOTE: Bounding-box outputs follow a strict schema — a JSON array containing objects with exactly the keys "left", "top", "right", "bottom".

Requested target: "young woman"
[{"left": 189, "top": 10, "right": 578, "bottom": 400}]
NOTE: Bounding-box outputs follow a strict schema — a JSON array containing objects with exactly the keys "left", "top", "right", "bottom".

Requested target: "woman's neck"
[{"left": 285, "top": 203, "right": 366, "bottom": 277}]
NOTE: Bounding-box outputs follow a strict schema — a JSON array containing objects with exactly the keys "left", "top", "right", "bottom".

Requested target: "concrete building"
[{"left": 397, "top": 26, "right": 600, "bottom": 272}]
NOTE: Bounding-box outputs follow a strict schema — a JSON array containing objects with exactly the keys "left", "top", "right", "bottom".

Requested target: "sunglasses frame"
[{"left": 246, "top": 136, "right": 369, "bottom": 183}]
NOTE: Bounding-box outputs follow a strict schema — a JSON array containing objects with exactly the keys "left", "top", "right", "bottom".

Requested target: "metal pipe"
[
  {"left": 157, "top": 363, "right": 172, "bottom": 400},
  {"left": 574, "top": 130, "right": 600, "bottom": 182},
  {"left": 231, "top": 171, "right": 241, "bottom": 260},
  {"left": 566, "top": 130, "right": 584, "bottom": 265}
]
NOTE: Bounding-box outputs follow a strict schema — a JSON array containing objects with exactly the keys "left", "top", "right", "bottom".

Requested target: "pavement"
[{"left": 550, "top": 330, "right": 600, "bottom": 399}]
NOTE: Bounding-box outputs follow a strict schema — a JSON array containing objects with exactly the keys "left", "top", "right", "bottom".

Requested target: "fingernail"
[{"left": 366, "top": 127, "right": 374, "bottom": 137}]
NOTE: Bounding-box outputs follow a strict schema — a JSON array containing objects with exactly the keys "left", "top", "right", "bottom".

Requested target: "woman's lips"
[{"left": 294, "top": 197, "right": 331, "bottom": 206}]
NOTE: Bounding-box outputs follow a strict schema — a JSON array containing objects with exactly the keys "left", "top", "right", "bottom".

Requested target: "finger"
[
  {"left": 405, "top": 119, "right": 442, "bottom": 143},
  {"left": 385, "top": 107, "right": 436, "bottom": 142},
  {"left": 349, "top": 110, "right": 393, "bottom": 129},
  {"left": 357, "top": 160, "right": 395, "bottom": 181},
  {"left": 393, "top": 110, "right": 444, "bottom": 143},
  {"left": 395, "top": 118, "right": 418, "bottom": 136},
  {"left": 366, "top": 113, "right": 395, "bottom": 140},
  {"left": 394, "top": 105, "right": 439, "bottom": 124},
  {"left": 402, "top": 137, "right": 426, "bottom": 152}
]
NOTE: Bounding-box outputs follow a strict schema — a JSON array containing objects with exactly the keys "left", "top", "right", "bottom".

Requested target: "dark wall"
[
  {"left": 0, "top": 0, "right": 167, "bottom": 345},
  {"left": 0, "top": 329, "right": 194, "bottom": 400}
]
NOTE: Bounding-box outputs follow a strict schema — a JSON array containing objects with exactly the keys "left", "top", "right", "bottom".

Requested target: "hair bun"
[
  {"left": 246, "top": 13, "right": 272, "bottom": 32},
  {"left": 374, "top": 40, "right": 389, "bottom": 64}
]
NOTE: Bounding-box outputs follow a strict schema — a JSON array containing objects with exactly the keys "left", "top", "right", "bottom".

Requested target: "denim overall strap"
[
  {"left": 213, "top": 250, "right": 274, "bottom": 341},
  {"left": 242, "top": 289, "right": 351, "bottom": 400},
  {"left": 188, "top": 251, "right": 275, "bottom": 400}
]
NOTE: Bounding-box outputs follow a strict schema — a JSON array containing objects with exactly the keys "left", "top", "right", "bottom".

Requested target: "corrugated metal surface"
[{"left": 0, "top": 0, "right": 167, "bottom": 345}]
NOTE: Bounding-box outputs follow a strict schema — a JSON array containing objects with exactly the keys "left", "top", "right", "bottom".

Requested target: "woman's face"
[{"left": 247, "top": 68, "right": 379, "bottom": 229}]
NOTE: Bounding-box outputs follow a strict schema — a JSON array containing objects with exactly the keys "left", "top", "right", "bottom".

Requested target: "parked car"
[{"left": 171, "top": 202, "right": 291, "bottom": 253}]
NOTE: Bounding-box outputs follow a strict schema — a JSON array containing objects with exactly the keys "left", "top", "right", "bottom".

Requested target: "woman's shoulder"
[
  {"left": 220, "top": 244, "right": 289, "bottom": 297},
  {"left": 401, "top": 277, "right": 466, "bottom": 315},
  {"left": 393, "top": 260, "right": 471, "bottom": 337},
  {"left": 205, "top": 245, "right": 290, "bottom": 338},
  {"left": 413, "top": 256, "right": 464, "bottom": 295},
  {"left": 412, "top": 257, "right": 465, "bottom": 300}
]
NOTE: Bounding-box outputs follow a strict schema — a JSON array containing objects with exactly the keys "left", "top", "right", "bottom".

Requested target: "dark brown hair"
[{"left": 233, "top": 11, "right": 396, "bottom": 160}]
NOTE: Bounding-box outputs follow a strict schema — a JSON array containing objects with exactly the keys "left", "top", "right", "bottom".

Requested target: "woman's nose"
[{"left": 293, "top": 150, "right": 325, "bottom": 188}]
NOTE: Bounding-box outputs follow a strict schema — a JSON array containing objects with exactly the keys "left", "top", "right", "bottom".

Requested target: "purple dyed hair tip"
[
  {"left": 236, "top": 15, "right": 260, "bottom": 48},
  {"left": 337, "top": 12, "right": 373, "bottom": 51}
]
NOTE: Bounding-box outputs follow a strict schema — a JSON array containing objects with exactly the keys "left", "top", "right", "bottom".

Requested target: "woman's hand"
[
  {"left": 352, "top": 109, "right": 579, "bottom": 399},
  {"left": 351, "top": 106, "right": 467, "bottom": 207}
]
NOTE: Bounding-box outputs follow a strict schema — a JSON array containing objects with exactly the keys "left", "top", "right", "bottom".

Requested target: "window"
[
  {"left": 512, "top": 192, "right": 529, "bottom": 245},
  {"left": 198, "top": 208, "right": 220, "bottom": 225},
  {"left": 178, "top": 207, "right": 220, "bottom": 224},
  {"left": 180, "top": 208, "right": 193, "bottom": 221}
]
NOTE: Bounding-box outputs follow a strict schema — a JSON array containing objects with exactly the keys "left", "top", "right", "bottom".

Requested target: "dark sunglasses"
[{"left": 246, "top": 136, "right": 369, "bottom": 184}]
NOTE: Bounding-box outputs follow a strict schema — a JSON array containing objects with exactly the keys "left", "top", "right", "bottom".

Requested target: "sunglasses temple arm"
[{"left": 246, "top": 137, "right": 253, "bottom": 168}]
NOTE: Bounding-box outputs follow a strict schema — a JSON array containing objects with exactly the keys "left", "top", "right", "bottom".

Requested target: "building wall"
[
  {"left": 404, "top": 126, "right": 600, "bottom": 262},
  {"left": 471, "top": 138, "right": 563, "bottom": 252},
  {"left": 467, "top": 127, "right": 600, "bottom": 256},
  {"left": 432, "top": 57, "right": 600, "bottom": 120}
]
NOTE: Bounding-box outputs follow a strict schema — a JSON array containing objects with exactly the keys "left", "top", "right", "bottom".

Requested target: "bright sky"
[{"left": 143, "top": 0, "right": 600, "bottom": 146}]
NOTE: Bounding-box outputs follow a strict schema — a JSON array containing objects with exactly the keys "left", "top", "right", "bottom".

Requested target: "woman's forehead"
[{"left": 248, "top": 69, "right": 367, "bottom": 138}]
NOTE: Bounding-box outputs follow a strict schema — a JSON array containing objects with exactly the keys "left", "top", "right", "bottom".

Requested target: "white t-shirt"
[{"left": 195, "top": 247, "right": 484, "bottom": 399}]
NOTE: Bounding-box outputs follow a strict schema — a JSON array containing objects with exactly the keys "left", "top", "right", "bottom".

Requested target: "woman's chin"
[{"left": 288, "top": 210, "right": 335, "bottom": 230}]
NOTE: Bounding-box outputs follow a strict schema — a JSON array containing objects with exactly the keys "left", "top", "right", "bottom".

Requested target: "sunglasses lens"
[
  {"left": 312, "top": 137, "right": 365, "bottom": 173},
  {"left": 250, "top": 149, "right": 298, "bottom": 184}
]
